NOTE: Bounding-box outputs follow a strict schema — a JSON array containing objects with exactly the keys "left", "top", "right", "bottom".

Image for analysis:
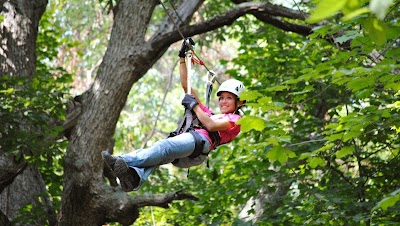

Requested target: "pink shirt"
[{"left": 195, "top": 104, "right": 241, "bottom": 151}]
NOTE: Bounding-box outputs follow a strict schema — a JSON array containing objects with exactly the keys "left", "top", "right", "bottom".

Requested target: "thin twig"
[{"left": 141, "top": 59, "right": 176, "bottom": 148}]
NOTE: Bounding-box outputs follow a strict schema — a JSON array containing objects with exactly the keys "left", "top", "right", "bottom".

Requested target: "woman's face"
[{"left": 218, "top": 92, "right": 237, "bottom": 114}]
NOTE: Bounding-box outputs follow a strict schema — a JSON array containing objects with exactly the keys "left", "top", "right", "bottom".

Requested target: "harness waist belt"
[{"left": 188, "top": 130, "right": 207, "bottom": 159}]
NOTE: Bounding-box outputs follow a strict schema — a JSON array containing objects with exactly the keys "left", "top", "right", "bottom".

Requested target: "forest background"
[{"left": 0, "top": 0, "right": 399, "bottom": 225}]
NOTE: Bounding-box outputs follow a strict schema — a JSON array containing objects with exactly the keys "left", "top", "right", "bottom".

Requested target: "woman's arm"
[
  {"left": 179, "top": 58, "right": 201, "bottom": 104},
  {"left": 180, "top": 58, "right": 231, "bottom": 131},
  {"left": 192, "top": 105, "right": 232, "bottom": 132}
]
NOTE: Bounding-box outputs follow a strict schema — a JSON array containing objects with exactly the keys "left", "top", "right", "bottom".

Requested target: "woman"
[{"left": 102, "top": 43, "right": 246, "bottom": 192}]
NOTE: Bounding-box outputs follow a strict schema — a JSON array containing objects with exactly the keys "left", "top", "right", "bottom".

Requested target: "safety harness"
[
  {"left": 168, "top": 48, "right": 221, "bottom": 160},
  {"left": 159, "top": 0, "right": 222, "bottom": 159}
]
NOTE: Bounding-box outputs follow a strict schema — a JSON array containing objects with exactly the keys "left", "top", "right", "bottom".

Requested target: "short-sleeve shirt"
[{"left": 195, "top": 104, "right": 241, "bottom": 151}]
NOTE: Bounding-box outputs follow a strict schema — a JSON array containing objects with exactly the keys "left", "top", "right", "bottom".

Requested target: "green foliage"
[
  {"left": 33, "top": 0, "right": 398, "bottom": 224},
  {"left": 98, "top": 0, "right": 118, "bottom": 13},
  {"left": 373, "top": 189, "right": 400, "bottom": 211},
  {"left": 224, "top": 2, "right": 399, "bottom": 225},
  {"left": 114, "top": 62, "right": 184, "bottom": 152},
  {"left": 308, "top": 0, "right": 397, "bottom": 45},
  {"left": 47, "top": 0, "right": 112, "bottom": 95},
  {"left": 0, "top": 1, "right": 72, "bottom": 224},
  {"left": 133, "top": 1, "right": 400, "bottom": 225}
]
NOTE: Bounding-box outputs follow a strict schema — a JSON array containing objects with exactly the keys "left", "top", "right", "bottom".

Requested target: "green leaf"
[
  {"left": 372, "top": 189, "right": 400, "bottom": 211},
  {"left": 325, "top": 133, "right": 344, "bottom": 142},
  {"left": 380, "top": 109, "right": 391, "bottom": 118},
  {"left": 335, "top": 30, "right": 363, "bottom": 44},
  {"left": 299, "top": 152, "right": 312, "bottom": 160},
  {"left": 266, "top": 137, "right": 281, "bottom": 146},
  {"left": 307, "top": 0, "right": 348, "bottom": 23},
  {"left": 266, "top": 146, "right": 296, "bottom": 163},
  {"left": 1, "top": 88, "right": 14, "bottom": 94},
  {"left": 336, "top": 146, "right": 354, "bottom": 158},
  {"left": 342, "top": 7, "right": 370, "bottom": 21},
  {"left": 346, "top": 77, "right": 374, "bottom": 92},
  {"left": 257, "top": 96, "right": 273, "bottom": 105},
  {"left": 315, "top": 143, "right": 335, "bottom": 153},
  {"left": 237, "top": 116, "right": 266, "bottom": 132},
  {"left": 364, "top": 17, "right": 388, "bottom": 45},
  {"left": 265, "top": 85, "right": 289, "bottom": 92},
  {"left": 388, "top": 101, "right": 400, "bottom": 109},
  {"left": 309, "top": 157, "right": 326, "bottom": 168},
  {"left": 343, "top": 130, "right": 362, "bottom": 141},
  {"left": 384, "top": 82, "right": 400, "bottom": 91},
  {"left": 240, "top": 90, "right": 262, "bottom": 101},
  {"left": 342, "top": 0, "right": 361, "bottom": 15},
  {"left": 310, "top": 25, "right": 332, "bottom": 38}
]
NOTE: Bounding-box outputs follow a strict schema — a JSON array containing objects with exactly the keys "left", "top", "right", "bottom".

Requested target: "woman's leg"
[
  {"left": 130, "top": 166, "right": 156, "bottom": 188},
  {"left": 113, "top": 133, "right": 196, "bottom": 191},
  {"left": 120, "top": 132, "right": 196, "bottom": 168},
  {"left": 114, "top": 159, "right": 156, "bottom": 191}
]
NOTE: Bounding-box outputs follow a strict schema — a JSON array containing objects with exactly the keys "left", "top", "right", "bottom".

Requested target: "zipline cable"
[
  {"left": 158, "top": 0, "right": 185, "bottom": 40},
  {"left": 168, "top": 0, "right": 185, "bottom": 25},
  {"left": 159, "top": 0, "right": 220, "bottom": 84}
]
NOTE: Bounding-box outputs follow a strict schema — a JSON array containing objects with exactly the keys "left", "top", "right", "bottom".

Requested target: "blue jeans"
[{"left": 120, "top": 132, "right": 210, "bottom": 188}]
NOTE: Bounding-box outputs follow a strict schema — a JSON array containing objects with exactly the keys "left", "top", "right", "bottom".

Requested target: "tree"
[{"left": 0, "top": 0, "right": 399, "bottom": 225}]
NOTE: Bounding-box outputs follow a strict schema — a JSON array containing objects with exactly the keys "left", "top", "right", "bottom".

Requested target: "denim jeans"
[{"left": 120, "top": 132, "right": 210, "bottom": 188}]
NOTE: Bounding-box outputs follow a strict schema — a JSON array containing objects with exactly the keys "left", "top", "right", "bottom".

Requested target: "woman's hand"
[{"left": 181, "top": 94, "right": 198, "bottom": 111}]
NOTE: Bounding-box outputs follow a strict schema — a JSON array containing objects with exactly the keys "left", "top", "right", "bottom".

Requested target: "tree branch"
[
  {"left": 0, "top": 154, "right": 27, "bottom": 193},
  {"left": 133, "top": 190, "right": 199, "bottom": 208},
  {"left": 152, "top": 2, "right": 311, "bottom": 50},
  {"left": 0, "top": 210, "right": 11, "bottom": 226},
  {"left": 181, "top": 2, "right": 310, "bottom": 34},
  {"left": 325, "top": 157, "right": 355, "bottom": 187},
  {"left": 98, "top": 188, "right": 198, "bottom": 226},
  {"left": 252, "top": 13, "right": 311, "bottom": 36},
  {"left": 149, "top": 1, "right": 204, "bottom": 42}
]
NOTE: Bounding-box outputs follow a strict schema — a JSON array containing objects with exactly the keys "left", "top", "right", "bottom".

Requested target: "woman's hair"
[{"left": 234, "top": 97, "right": 245, "bottom": 115}]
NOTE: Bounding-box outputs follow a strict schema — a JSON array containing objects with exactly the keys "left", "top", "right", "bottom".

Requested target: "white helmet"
[{"left": 216, "top": 79, "right": 245, "bottom": 98}]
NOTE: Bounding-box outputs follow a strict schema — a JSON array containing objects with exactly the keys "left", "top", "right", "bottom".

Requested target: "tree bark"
[
  {"left": 0, "top": 0, "right": 51, "bottom": 225},
  {"left": 0, "top": 0, "right": 46, "bottom": 77},
  {"left": 58, "top": 1, "right": 159, "bottom": 225}
]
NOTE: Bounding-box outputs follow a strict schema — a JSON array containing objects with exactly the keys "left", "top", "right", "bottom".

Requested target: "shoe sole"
[{"left": 114, "top": 158, "right": 136, "bottom": 192}]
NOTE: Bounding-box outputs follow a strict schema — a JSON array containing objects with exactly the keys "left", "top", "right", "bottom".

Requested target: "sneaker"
[
  {"left": 114, "top": 158, "right": 139, "bottom": 192},
  {"left": 101, "top": 150, "right": 118, "bottom": 170}
]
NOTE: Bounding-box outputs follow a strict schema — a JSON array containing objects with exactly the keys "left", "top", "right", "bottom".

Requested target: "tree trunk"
[
  {"left": 0, "top": 0, "right": 46, "bottom": 76},
  {"left": 58, "top": 1, "right": 159, "bottom": 225},
  {"left": 0, "top": 0, "right": 51, "bottom": 225},
  {"left": 59, "top": 0, "right": 204, "bottom": 224}
]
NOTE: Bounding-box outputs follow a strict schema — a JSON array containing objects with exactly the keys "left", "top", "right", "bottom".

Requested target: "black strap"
[
  {"left": 206, "top": 82, "right": 212, "bottom": 108},
  {"left": 188, "top": 130, "right": 207, "bottom": 159},
  {"left": 170, "top": 130, "right": 207, "bottom": 165},
  {"left": 168, "top": 108, "right": 194, "bottom": 138}
]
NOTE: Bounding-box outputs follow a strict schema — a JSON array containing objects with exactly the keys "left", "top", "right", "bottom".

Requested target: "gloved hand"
[
  {"left": 178, "top": 37, "right": 195, "bottom": 58},
  {"left": 181, "top": 94, "right": 198, "bottom": 111}
]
